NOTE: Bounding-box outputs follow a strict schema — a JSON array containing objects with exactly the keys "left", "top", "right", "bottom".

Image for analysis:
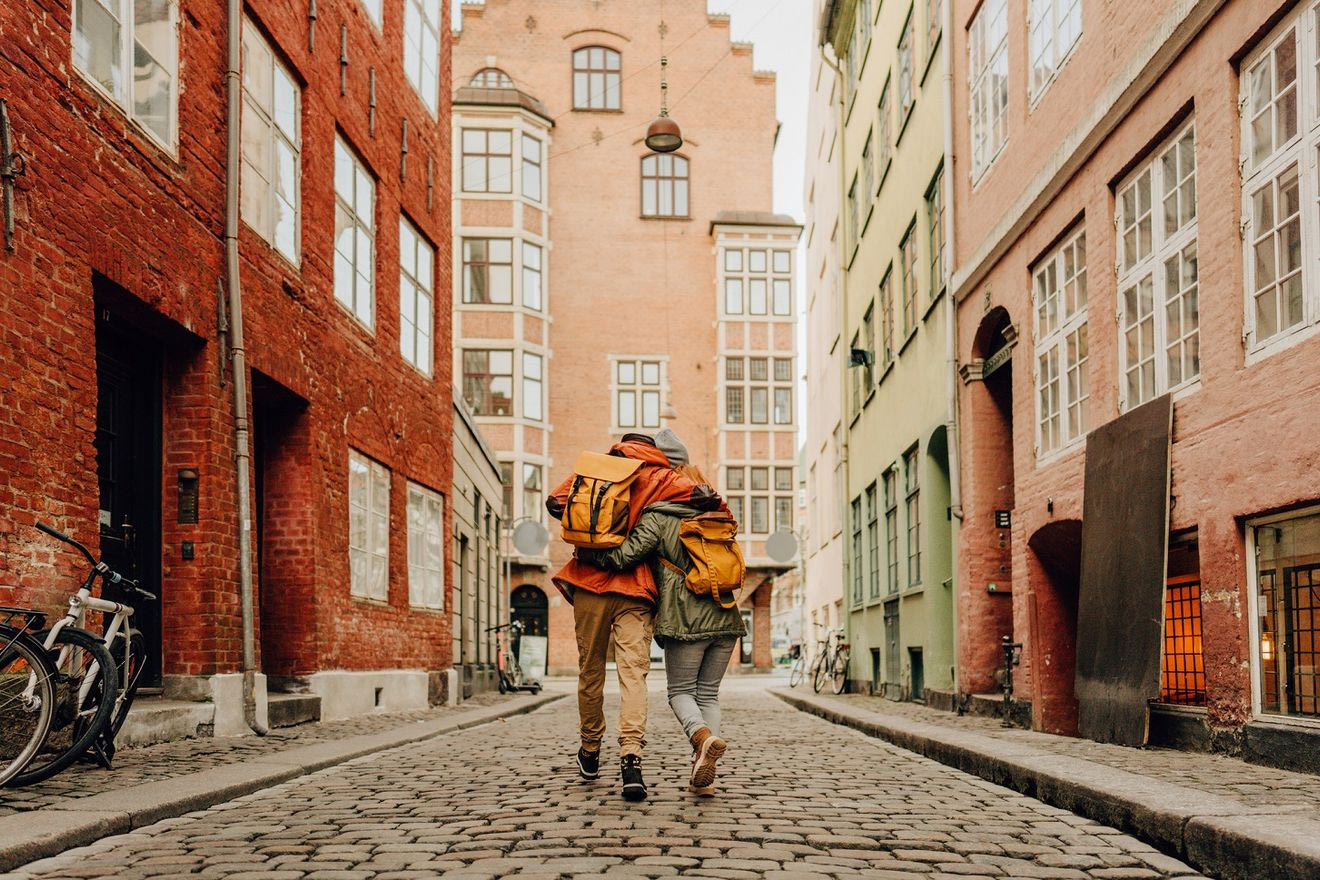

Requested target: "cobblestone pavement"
[
  {"left": 816, "top": 692, "right": 1320, "bottom": 815},
  {"left": 6, "top": 685, "right": 1212, "bottom": 880},
  {"left": 0, "top": 693, "right": 507, "bottom": 817}
]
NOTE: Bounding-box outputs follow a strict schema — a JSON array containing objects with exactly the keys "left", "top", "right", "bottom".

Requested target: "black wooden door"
[{"left": 95, "top": 322, "right": 163, "bottom": 687}]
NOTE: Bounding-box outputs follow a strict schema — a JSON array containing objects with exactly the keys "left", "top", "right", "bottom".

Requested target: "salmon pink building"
[
  {"left": 451, "top": 0, "right": 799, "bottom": 674},
  {"left": 950, "top": 0, "right": 1320, "bottom": 767}
]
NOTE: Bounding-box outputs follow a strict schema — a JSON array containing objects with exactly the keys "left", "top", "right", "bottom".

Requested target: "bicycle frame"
[{"left": 39, "top": 581, "right": 138, "bottom": 712}]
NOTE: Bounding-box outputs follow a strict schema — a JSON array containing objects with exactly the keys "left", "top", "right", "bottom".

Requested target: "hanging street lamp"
[{"left": 645, "top": 53, "right": 683, "bottom": 153}]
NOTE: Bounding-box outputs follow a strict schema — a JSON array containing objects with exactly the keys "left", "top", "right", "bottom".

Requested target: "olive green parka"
[{"left": 579, "top": 502, "right": 747, "bottom": 645}]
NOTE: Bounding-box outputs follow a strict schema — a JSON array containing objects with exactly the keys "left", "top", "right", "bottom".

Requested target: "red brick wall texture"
[{"left": 0, "top": 0, "right": 455, "bottom": 679}]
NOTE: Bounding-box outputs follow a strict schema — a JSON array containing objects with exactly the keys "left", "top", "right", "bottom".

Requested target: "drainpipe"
[
  {"left": 941, "top": 0, "right": 963, "bottom": 525},
  {"left": 226, "top": 0, "right": 267, "bottom": 736}
]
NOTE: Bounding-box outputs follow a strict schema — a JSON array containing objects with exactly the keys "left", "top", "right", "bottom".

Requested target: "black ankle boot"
[{"left": 620, "top": 755, "right": 647, "bottom": 801}]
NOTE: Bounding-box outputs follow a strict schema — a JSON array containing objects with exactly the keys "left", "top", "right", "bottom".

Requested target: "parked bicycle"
[
  {"left": 0, "top": 607, "right": 57, "bottom": 787},
  {"left": 487, "top": 620, "right": 542, "bottom": 695},
  {"left": 811, "top": 627, "right": 850, "bottom": 695}
]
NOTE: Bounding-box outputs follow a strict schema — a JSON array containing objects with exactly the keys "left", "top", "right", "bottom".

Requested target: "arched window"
[
  {"left": 572, "top": 46, "right": 621, "bottom": 110},
  {"left": 470, "top": 67, "right": 514, "bottom": 88},
  {"left": 640, "top": 154, "right": 690, "bottom": 218}
]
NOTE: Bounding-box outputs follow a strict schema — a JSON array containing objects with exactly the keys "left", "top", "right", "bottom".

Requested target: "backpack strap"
[{"left": 659, "top": 557, "right": 686, "bottom": 578}]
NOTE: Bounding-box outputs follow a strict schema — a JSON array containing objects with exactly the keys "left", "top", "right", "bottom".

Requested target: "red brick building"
[
  {"left": 950, "top": 0, "right": 1320, "bottom": 767},
  {"left": 0, "top": 0, "right": 457, "bottom": 730}
]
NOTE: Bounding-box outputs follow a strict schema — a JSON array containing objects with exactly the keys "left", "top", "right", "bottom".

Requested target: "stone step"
[
  {"left": 117, "top": 697, "right": 215, "bottom": 748},
  {"left": 267, "top": 692, "right": 321, "bottom": 729}
]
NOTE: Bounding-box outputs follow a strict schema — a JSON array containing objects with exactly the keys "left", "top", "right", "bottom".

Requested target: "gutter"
[
  {"left": 226, "top": 0, "right": 267, "bottom": 736},
  {"left": 941, "top": 0, "right": 962, "bottom": 526}
]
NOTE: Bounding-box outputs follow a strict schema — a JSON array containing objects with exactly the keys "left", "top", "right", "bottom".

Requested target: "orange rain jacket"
[{"left": 547, "top": 438, "right": 719, "bottom": 605}]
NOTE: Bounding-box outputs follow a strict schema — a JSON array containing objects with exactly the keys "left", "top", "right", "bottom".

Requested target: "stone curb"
[
  {"left": 0, "top": 690, "right": 566, "bottom": 873},
  {"left": 772, "top": 688, "right": 1320, "bottom": 880}
]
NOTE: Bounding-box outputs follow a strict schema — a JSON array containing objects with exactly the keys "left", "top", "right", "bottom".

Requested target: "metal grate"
[
  {"left": 1160, "top": 576, "right": 1206, "bottom": 706},
  {"left": 1285, "top": 563, "right": 1320, "bottom": 716}
]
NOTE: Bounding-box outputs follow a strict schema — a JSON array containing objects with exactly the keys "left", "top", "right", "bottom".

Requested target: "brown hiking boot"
[{"left": 688, "top": 728, "right": 726, "bottom": 794}]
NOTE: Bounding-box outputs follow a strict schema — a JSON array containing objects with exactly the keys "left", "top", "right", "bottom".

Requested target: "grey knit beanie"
[{"left": 654, "top": 428, "right": 689, "bottom": 466}]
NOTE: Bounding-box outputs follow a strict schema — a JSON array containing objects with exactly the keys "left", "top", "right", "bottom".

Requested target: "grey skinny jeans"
[{"left": 664, "top": 635, "right": 739, "bottom": 740}]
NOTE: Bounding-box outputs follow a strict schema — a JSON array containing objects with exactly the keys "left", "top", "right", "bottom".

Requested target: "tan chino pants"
[{"left": 573, "top": 589, "right": 654, "bottom": 758}]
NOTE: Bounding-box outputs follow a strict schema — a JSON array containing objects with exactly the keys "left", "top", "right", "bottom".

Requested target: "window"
[
  {"left": 774, "top": 357, "right": 793, "bottom": 383},
  {"left": 1161, "top": 537, "right": 1204, "bottom": 706},
  {"left": 926, "top": 169, "right": 946, "bottom": 296},
  {"left": 462, "top": 350, "right": 513, "bottom": 416},
  {"left": 866, "top": 483, "right": 880, "bottom": 599},
  {"left": 751, "top": 467, "right": 769, "bottom": 491},
  {"left": 846, "top": 174, "right": 860, "bottom": 254},
  {"left": 499, "top": 462, "right": 514, "bottom": 518},
  {"left": 73, "top": 0, "right": 177, "bottom": 145},
  {"left": 641, "top": 154, "right": 689, "bottom": 217},
  {"left": 775, "top": 467, "right": 793, "bottom": 491},
  {"left": 878, "top": 267, "right": 895, "bottom": 367},
  {"left": 461, "top": 129, "right": 513, "bottom": 193},
  {"left": 399, "top": 219, "right": 434, "bottom": 374},
  {"left": 774, "top": 388, "right": 793, "bottom": 424},
  {"left": 860, "top": 133, "right": 875, "bottom": 228},
  {"left": 723, "top": 246, "right": 792, "bottom": 316},
  {"left": 726, "top": 355, "right": 792, "bottom": 426},
  {"left": 851, "top": 497, "right": 864, "bottom": 605},
  {"left": 358, "top": 0, "right": 381, "bottom": 27},
  {"left": 726, "top": 387, "right": 744, "bottom": 423},
  {"left": 1034, "top": 226, "right": 1088, "bottom": 456},
  {"left": 846, "top": 0, "right": 873, "bottom": 90},
  {"left": 862, "top": 301, "right": 876, "bottom": 393},
  {"left": 1028, "top": 0, "right": 1082, "bottom": 100},
  {"left": 1117, "top": 122, "right": 1198, "bottom": 409},
  {"left": 926, "top": 0, "right": 942, "bottom": 58},
  {"left": 349, "top": 450, "right": 389, "bottom": 601},
  {"left": 876, "top": 78, "right": 893, "bottom": 183},
  {"left": 969, "top": 0, "right": 1009, "bottom": 181},
  {"left": 751, "top": 496, "right": 770, "bottom": 534},
  {"left": 407, "top": 483, "right": 445, "bottom": 609},
  {"left": 333, "top": 137, "right": 375, "bottom": 327},
  {"left": 898, "top": 8, "right": 915, "bottom": 117},
  {"left": 461, "top": 238, "right": 513, "bottom": 304},
  {"left": 884, "top": 468, "right": 899, "bottom": 593},
  {"left": 750, "top": 387, "right": 769, "bottom": 423},
  {"left": 1240, "top": 16, "right": 1320, "bottom": 355},
  {"left": 470, "top": 67, "right": 513, "bottom": 88},
  {"left": 522, "top": 135, "right": 543, "bottom": 202},
  {"left": 727, "top": 466, "right": 746, "bottom": 491},
  {"left": 403, "top": 0, "right": 440, "bottom": 114},
  {"left": 521, "top": 242, "right": 542, "bottom": 310},
  {"left": 241, "top": 20, "right": 299, "bottom": 262},
  {"left": 522, "top": 464, "right": 542, "bottom": 524},
  {"left": 573, "top": 46, "right": 621, "bottom": 110},
  {"left": 849, "top": 331, "right": 863, "bottom": 417},
  {"left": 1254, "top": 510, "right": 1320, "bottom": 719},
  {"left": 904, "top": 447, "right": 921, "bottom": 586},
  {"left": 522, "top": 353, "right": 543, "bottom": 421},
  {"left": 900, "top": 221, "right": 919, "bottom": 336},
  {"left": 615, "top": 359, "right": 662, "bottom": 429}
]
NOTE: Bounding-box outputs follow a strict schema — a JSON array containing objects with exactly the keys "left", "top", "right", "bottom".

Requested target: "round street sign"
[
  {"left": 765, "top": 527, "right": 799, "bottom": 563},
  {"left": 513, "top": 520, "right": 550, "bottom": 556}
]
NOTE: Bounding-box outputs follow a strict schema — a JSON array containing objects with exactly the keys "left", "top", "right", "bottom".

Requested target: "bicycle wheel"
[
  {"left": 812, "top": 652, "right": 830, "bottom": 693},
  {"left": 10, "top": 626, "right": 118, "bottom": 786},
  {"left": 95, "top": 629, "right": 145, "bottom": 767},
  {"left": 0, "top": 626, "right": 56, "bottom": 787},
  {"left": 831, "top": 648, "right": 850, "bottom": 695},
  {"left": 789, "top": 654, "right": 805, "bottom": 688}
]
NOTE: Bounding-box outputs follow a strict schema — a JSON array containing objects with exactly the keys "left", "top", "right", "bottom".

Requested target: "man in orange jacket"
[{"left": 546, "top": 430, "right": 718, "bottom": 801}]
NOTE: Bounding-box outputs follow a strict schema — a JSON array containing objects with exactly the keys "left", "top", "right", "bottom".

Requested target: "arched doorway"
[
  {"left": 1027, "top": 519, "right": 1082, "bottom": 735},
  {"left": 959, "top": 306, "right": 1018, "bottom": 694},
  {"left": 511, "top": 584, "right": 548, "bottom": 636}
]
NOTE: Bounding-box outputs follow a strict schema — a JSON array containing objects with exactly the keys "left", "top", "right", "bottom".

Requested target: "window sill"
[
  {"left": 862, "top": 387, "right": 877, "bottom": 409},
  {"left": 859, "top": 205, "right": 876, "bottom": 239},
  {"left": 876, "top": 357, "right": 895, "bottom": 387},
  {"left": 639, "top": 215, "right": 693, "bottom": 221},
  {"left": 334, "top": 301, "right": 377, "bottom": 338},
  {"left": 902, "top": 585, "right": 924, "bottom": 598},
  {"left": 73, "top": 69, "right": 179, "bottom": 160},
  {"left": 1244, "top": 320, "right": 1320, "bottom": 367},
  {"left": 876, "top": 158, "right": 893, "bottom": 195},
  {"left": 895, "top": 102, "right": 918, "bottom": 148},
  {"left": 1035, "top": 437, "right": 1085, "bottom": 469},
  {"left": 459, "top": 188, "right": 516, "bottom": 198},
  {"left": 351, "top": 595, "right": 390, "bottom": 607},
  {"left": 970, "top": 142, "right": 1009, "bottom": 189},
  {"left": 571, "top": 107, "right": 625, "bottom": 114},
  {"left": 898, "top": 326, "right": 918, "bottom": 356},
  {"left": 920, "top": 33, "right": 943, "bottom": 88},
  {"left": 923, "top": 285, "right": 946, "bottom": 322}
]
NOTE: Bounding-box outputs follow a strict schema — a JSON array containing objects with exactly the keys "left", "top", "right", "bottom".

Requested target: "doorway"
[
  {"left": 511, "top": 584, "right": 548, "bottom": 636},
  {"left": 883, "top": 599, "right": 900, "bottom": 700},
  {"left": 1028, "top": 519, "right": 1082, "bottom": 735},
  {"left": 95, "top": 317, "right": 163, "bottom": 687}
]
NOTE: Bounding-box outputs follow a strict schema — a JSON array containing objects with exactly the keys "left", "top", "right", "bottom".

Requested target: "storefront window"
[{"left": 1256, "top": 512, "right": 1320, "bottom": 718}]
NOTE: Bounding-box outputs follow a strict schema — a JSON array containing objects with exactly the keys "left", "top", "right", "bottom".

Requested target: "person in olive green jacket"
[{"left": 579, "top": 440, "right": 745, "bottom": 796}]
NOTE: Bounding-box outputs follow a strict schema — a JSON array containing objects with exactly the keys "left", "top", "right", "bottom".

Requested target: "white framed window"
[
  {"left": 876, "top": 77, "right": 894, "bottom": 184},
  {"left": 461, "top": 129, "right": 513, "bottom": 193},
  {"left": 846, "top": 174, "right": 860, "bottom": 254},
  {"left": 722, "top": 246, "right": 792, "bottom": 317},
  {"left": 241, "top": 20, "right": 299, "bottom": 263},
  {"left": 522, "top": 135, "right": 543, "bottom": 202},
  {"left": 333, "top": 137, "right": 375, "bottom": 328},
  {"left": 359, "top": 0, "right": 381, "bottom": 27},
  {"left": 724, "top": 356, "right": 793, "bottom": 427},
  {"left": 641, "top": 154, "right": 690, "bottom": 218},
  {"left": 898, "top": 7, "right": 915, "bottom": 118},
  {"left": 1028, "top": 0, "right": 1083, "bottom": 101},
  {"left": 461, "top": 238, "right": 513, "bottom": 304},
  {"left": 470, "top": 67, "right": 513, "bottom": 88},
  {"left": 522, "top": 464, "right": 543, "bottom": 524},
  {"left": 522, "top": 242, "right": 543, "bottom": 311},
  {"left": 349, "top": 450, "right": 389, "bottom": 601},
  {"left": 573, "top": 46, "right": 621, "bottom": 110},
  {"left": 969, "top": 0, "right": 1009, "bottom": 182},
  {"left": 1033, "top": 226, "right": 1088, "bottom": 457},
  {"left": 73, "top": 0, "right": 178, "bottom": 147},
  {"left": 614, "top": 358, "right": 663, "bottom": 430},
  {"left": 462, "top": 349, "right": 513, "bottom": 416},
  {"left": 1116, "top": 121, "right": 1198, "bottom": 410},
  {"left": 522, "top": 352, "right": 543, "bottom": 421},
  {"left": 860, "top": 132, "right": 875, "bottom": 228},
  {"left": 403, "top": 0, "right": 441, "bottom": 114},
  {"left": 398, "top": 218, "right": 434, "bottom": 374},
  {"left": 407, "top": 482, "right": 445, "bottom": 610},
  {"left": 1240, "top": 12, "right": 1320, "bottom": 358}
]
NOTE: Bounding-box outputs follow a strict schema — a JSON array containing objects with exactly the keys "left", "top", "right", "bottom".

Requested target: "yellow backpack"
[
  {"left": 559, "top": 452, "right": 643, "bottom": 549},
  {"left": 677, "top": 513, "right": 746, "bottom": 608}
]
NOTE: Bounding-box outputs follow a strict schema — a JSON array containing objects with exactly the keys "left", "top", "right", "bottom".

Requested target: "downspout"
[{"left": 226, "top": 0, "right": 267, "bottom": 736}]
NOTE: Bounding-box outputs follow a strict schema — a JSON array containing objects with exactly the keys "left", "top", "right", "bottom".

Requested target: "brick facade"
[{"left": 1, "top": 0, "right": 455, "bottom": 719}]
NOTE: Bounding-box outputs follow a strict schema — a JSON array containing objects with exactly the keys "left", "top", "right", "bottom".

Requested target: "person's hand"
[
  {"left": 690, "top": 484, "right": 721, "bottom": 511},
  {"left": 545, "top": 496, "right": 565, "bottom": 519}
]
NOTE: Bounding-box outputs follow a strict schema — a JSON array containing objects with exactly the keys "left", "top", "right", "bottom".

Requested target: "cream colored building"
[
  {"left": 815, "top": 0, "right": 959, "bottom": 700},
  {"left": 451, "top": 0, "right": 798, "bottom": 674}
]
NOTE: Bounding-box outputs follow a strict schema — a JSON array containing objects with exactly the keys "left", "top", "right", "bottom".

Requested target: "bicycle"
[
  {"left": 788, "top": 642, "right": 807, "bottom": 688},
  {"left": 0, "top": 608, "right": 57, "bottom": 787},
  {"left": 9, "top": 523, "right": 152, "bottom": 785},
  {"left": 800, "top": 624, "right": 832, "bottom": 691},
  {"left": 487, "top": 620, "right": 542, "bottom": 695},
  {"left": 812, "top": 627, "right": 851, "bottom": 695}
]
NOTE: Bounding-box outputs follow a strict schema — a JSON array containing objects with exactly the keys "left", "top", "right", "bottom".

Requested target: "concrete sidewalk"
[
  {"left": 0, "top": 689, "right": 565, "bottom": 872},
  {"left": 775, "top": 687, "right": 1320, "bottom": 880}
]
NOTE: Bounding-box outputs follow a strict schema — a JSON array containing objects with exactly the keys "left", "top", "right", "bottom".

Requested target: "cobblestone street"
[{"left": 6, "top": 681, "right": 1210, "bottom": 880}]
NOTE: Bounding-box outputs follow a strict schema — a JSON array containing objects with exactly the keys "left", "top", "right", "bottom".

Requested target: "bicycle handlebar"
[
  {"left": 35, "top": 522, "right": 145, "bottom": 595},
  {"left": 36, "top": 522, "right": 96, "bottom": 565}
]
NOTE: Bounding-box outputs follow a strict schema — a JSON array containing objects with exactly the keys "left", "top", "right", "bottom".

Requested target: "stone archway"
[{"left": 1028, "top": 519, "right": 1083, "bottom": 735}]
